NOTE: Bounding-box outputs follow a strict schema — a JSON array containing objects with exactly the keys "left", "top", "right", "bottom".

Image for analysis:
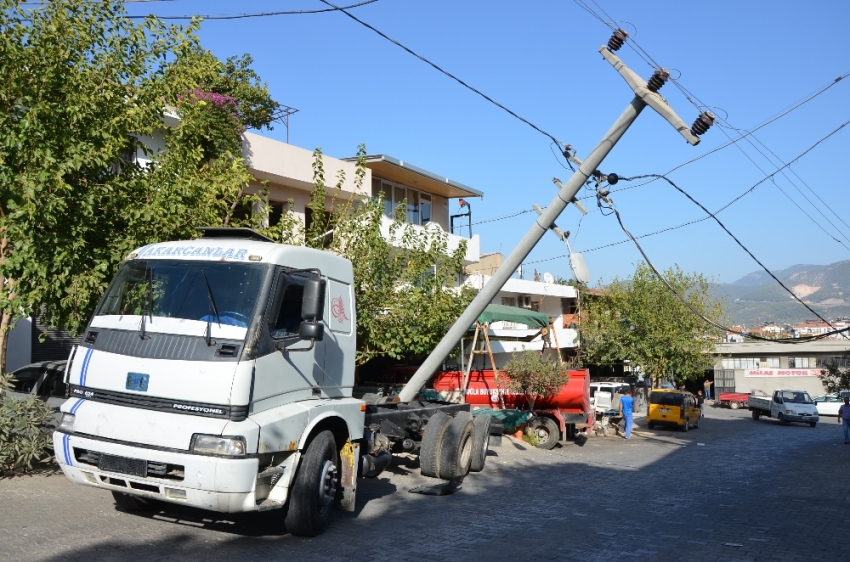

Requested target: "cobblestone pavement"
[{"left": 2, "top": 404, "right": 849, "bottom": 562}]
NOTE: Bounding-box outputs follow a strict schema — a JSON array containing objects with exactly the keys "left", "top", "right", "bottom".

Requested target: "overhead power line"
[
  {"left": 605, "top": 196, "right": 849, "bottom": 344},
  {"left": 318, "top": 0, "right": 568, "bottom": 148},
  {"left": 616, "top": 173, "right": 836, "bottom": 328},
  {"left": 526, "top": 116, "right": 850, "bottom": 261},
  {"left": 123, "top": 0, "right": 379, "bottom": 20}
]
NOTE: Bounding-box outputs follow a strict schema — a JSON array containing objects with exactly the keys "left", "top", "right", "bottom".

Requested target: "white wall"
[{"left": 6, "top": 317, "right": 32, "bottom": 372}]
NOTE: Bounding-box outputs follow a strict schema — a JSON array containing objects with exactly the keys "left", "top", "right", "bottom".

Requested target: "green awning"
[{"left": 477, "top": 304, "right": 550, "bottom": 329}]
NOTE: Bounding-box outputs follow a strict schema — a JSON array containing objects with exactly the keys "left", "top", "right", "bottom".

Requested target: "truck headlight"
[
  {"left": 190, "top": 434, "right": 247, "bottom": 456},
  {"left": 58, "top": 413, "right": 75, "bottom": 433}
]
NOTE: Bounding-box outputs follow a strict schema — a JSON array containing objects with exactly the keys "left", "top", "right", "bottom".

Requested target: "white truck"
[
  {"left": 53, "top": 228, "right": 494, "bottom": 536},
  {"left": 748, "top": 389, "right": 819, "bottom": 426}
]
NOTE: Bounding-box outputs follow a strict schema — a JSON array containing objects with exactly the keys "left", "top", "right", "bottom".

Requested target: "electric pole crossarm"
[{"left": 600, "top": 46, "right": 701, "bottom": 146}]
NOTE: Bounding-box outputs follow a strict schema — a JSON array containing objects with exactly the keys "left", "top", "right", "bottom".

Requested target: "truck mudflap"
[{"left": 338, "top": 439, "right": 359, "bottom": 512}]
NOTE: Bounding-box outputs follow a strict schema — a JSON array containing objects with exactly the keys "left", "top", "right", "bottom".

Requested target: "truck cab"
[
  {"left": 54, "top": 229, "right": 365, "bottom": 534},
  {"left": 749, "top": 389, "right": 819, "bottom": 426}
]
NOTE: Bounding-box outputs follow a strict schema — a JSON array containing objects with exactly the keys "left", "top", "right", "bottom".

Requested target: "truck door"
[
  {"left": 772, "top": 391, "right": 783, "bottom": 416},
  {"left": 251, "top": 271, "right": 326, "bottom": 405}
]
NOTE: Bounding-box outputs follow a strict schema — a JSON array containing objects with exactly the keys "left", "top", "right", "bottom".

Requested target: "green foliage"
[
  {"left": 500, "top": 349, "right": 568, "bottom": 410},
  {"left": 581, "top": 262, "right": 724, "bottom": 387},
  {"left": 819, "top": 355, "right": 850, "bottom": 393},
  {"left": 259, "top": 146, "right": 475, "bottom": 365},
  {"left": 0, "top": 388, "right": 55, "bottom": 474},
  {"left": 0, "top": 0, "right": 278, "bottom": 367}
]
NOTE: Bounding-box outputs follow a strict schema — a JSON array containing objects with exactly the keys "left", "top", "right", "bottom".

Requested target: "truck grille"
[{"left": 74, "top": 448, "right": 185, "bottom": 481}]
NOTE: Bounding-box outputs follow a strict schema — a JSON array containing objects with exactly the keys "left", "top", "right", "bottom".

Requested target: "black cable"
[
  {"left": 617, "top": 173, "right": 837, "bottom": 329},
  {"left": 319, "top": 0, "right": 567, "bottom": 148},
  {"left": 468, "top": 209, "right": 534, "bottom": 227},
  {"left": 606, "top": 198, "right": 849, "bottom": 343},
  {"left": 124, "top": 0, "right": 379, "bottom": 19}
]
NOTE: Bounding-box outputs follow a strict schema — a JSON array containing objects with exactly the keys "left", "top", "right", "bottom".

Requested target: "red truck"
[
  {"left": 717, "top": 391, "right": 750, "bottom": 410},
  {"left": 431, "top": 368, "right": 593, "bottom": 450}
]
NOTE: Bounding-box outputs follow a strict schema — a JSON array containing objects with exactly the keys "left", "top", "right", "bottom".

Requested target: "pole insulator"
[
  {"left": 646, "top": 69, "right": 670, "bottom": 93},
  {"left": 607, "top": 29, "right": 628, "bottom": 51},
  {"left": 691, "top": 111, "right": 715, "bottom": 136}
]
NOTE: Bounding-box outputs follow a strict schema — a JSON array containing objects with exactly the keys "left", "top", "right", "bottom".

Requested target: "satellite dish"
[
  {"left": 569, "top": 252, "right": 590, "bottom": 284},
  {"left": 543, "top": 272, "right": 554, "bottom": 284}
]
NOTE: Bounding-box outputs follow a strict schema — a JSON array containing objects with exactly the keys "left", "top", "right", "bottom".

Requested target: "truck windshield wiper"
[
  {"left": 138, "top": 266, "right": 154, "bottom": 340},
  {"left": 201, "top": 269, "right": 221, "bottom": 346}
]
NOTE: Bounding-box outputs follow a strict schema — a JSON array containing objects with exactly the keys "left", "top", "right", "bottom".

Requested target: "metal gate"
[{"left": 714, "top": 369, "right": 735, "bottom": 396}]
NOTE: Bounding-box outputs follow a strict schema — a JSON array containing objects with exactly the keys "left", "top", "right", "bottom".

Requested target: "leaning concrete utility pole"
[{"left": 399, "top": 31, "right": 715, "bottom": 403}]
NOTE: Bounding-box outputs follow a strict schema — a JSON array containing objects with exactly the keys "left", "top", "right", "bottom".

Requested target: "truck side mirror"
[
  {"left": 299, "top": 320, "right": 324, "bottom": 341},
  {"left": 302, "top": 278, "right": 325, "bottom": 321}
]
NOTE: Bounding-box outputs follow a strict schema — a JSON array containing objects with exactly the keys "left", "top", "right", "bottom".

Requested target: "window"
[
  {"left": 9, "top": 368, "right": 40, "bottom": 393},
  {"left": 39, "top": 370, "right": 67, "bottom": 398},
  {"left": 650, "top": 392, "right": 683, "bottom": 406},
  {"left": 271, "top": 276, "right": 305, "bottom": 338},
  {"left": 789, "top": 357, "right": 812, "bottom": 368},
  {"left": 561, "top": 298, "right": 577, "bottom": 314},
  {"left": 817, "top": 356, "right": 850, "bottom": 368},
  {"left": 501, "top": 297, "right": 517, "bottom": 307},
  {"left": 98, "top": 260, "right": 264, "bottom": 327},
  {"left": 421, "top": 193, "right": 432, "bottom": 225},
  {"left": 760, "top": 357, "right": 780, "bottom": 368},
  {"left": 372, "top": 177, "right": 434, "bottom": 226},
  {"left": 720, "top": 357, "right": 759, "bottom": 369}
]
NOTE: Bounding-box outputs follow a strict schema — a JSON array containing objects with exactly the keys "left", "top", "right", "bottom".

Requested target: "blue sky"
[{"left": 126, "top": 0, "right": 850, "bottom": 286}]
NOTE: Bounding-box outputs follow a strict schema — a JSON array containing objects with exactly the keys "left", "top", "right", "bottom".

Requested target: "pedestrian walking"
[
  {"left": 619, "top": 388, "right": 635, "bottom": 439},
  {"left": 697, "top": 390, "right": 705, "bottom": 418},
  {"left": 704, "top": 378, "right": 712, "bottom": 400},
  {"left": 838, "top": 396, "right": 850, "bottom": 444}
]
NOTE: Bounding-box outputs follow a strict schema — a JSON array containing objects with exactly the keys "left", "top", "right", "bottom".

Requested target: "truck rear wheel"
[
  {"left": 285, "top": 430, "right": 338, "bottom": 537},
  {"left": 438, "top": 412, "right": 474, "bottom": 479},
  {"left": 111, "top": 491, "right": 157, "bottom": 512},
  {"left": 420, "top": 411, "right": 451, "bottom": 478},
  {"left": 730, "top": 401, "right": 740, "bottom": 410},
  {"left": 470, "top": 415, "right": 491, "bottom": 473},
  {"left": 527, "top": 416, "right": 559, "bottom": 450},
  {"left": 752, "top": 410, "right": 760, "bottom": 420}
]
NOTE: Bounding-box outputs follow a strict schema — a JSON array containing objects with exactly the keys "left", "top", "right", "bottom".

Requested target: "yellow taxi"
[{"left": 646, "top": 389, "right": 701, "bottom": 431}]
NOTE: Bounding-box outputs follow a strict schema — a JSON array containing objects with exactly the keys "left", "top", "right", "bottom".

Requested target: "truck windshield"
[
  {"left": 97, "top": 260, "right": 265, "bottom": 327},
  {"left": 779, "top": 391, "right": 813, "bottom": 404}
]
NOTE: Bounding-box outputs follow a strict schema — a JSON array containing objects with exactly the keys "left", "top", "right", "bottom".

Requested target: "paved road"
[{"left": 2, "top": 404, "right": 849, "bottom": 562}]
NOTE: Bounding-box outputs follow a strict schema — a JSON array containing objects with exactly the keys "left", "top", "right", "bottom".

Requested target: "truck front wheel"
[{"left": 285, "top": 430, "right": 338, "bottom": 537}]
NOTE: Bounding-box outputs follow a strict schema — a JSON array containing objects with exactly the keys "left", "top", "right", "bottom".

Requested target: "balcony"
[{"left": 379, "top": 214, "right": 480, "bottom": 265}]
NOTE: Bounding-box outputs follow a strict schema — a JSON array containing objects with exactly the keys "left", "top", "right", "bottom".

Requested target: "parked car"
[
  {"left": 813, "top": 392, "right": 850, "bottom": 416},
  {"left": 646, "top": 389, "right": 701, "bottom": 431},
  {"left": 589, "top": 382, "right": 631, "bottom": 412},
  {"left": 5, "top": 361, "right": 68, "bottom": 423}
]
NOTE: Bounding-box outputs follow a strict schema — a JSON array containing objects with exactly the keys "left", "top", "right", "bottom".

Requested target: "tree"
[
  {"left": 259, "top": 147, "right": 476, "bottom": 366},
  {"left": 0, "top": 0, "right": 278, "bottom": 371},
  {"left": 581, "top": 262, "right": 725, "bottom": 387},
  {"left": 499, "top": 349, "right": 568, "bottom": 410},
  {"left": 819, "top": 354, "right": 850, "bottom": 394}
]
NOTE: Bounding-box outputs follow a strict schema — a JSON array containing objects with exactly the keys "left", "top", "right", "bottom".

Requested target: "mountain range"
[{"left": 713, "top": 260, "right": 850, "bottom": 326}]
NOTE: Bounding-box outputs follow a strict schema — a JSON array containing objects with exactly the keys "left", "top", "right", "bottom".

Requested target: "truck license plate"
[
  {"left": 98, "top": 454, "right": 147, "bottom": 478},
  {"left": 659, "top": 408, "right": 670, "bottom": 413}
]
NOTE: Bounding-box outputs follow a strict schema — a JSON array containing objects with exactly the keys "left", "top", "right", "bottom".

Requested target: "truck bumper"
[
  {"left": 54, "top": 431, "right": 268, "bottom": 513},
  {"left": 783, "top": 414, "right": 819, "bottom": 423}
]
